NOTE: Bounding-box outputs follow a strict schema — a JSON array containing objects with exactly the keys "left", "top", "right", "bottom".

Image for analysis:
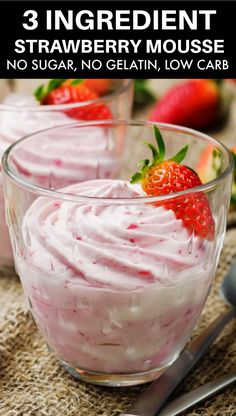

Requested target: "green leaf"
[
  {"left": 47, "top": 79, "right": 65, "bottom": 94},
  {"left": 34, "top": 85, "right": 45, "bottom": 102},
  {"left": 134, "top": 79, "right": 156, "bottom": 106},
  {"left": 34, "top": 79, "right": 65, "bottom": 102},
  {"left": 143, "top": 141, "right": 159, "bottom": 165},
  {"left": 171, "top": 145, "right": 189, "bottom": 163},
  {"left": 70, "top": 79, "right": 83, "bottom": 86},
  {"left": 130, "top": 172, "right": 142, "bottom": 184},
  {"left": 130, "top": 124, "right": 191, "bottom": 185},
  {"left": 138, "top": 159, "right": 150, "bottom": 171},
  {"left": 153, "top": 125, "right": 165, "bottom": 161}
]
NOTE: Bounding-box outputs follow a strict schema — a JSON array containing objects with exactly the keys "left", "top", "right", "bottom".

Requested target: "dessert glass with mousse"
[
  {"left": 0, "top": 79, "right": 133, "bottom": 270},
  {"left": 2, "top": 121, "right": 233, "bottom": 386}
]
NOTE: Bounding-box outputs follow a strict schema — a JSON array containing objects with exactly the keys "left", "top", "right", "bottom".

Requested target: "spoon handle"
[
  {"left": 121, "top": 308, "right": 235, "bottom": 416},
  {"left": 159, "top": 370, "right": 236, "bottom": 416}
]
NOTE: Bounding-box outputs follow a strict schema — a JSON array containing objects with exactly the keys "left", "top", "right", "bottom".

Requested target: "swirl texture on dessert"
[
  {"left": 0, "top": 94, "right": 118, "bottom": 187},
  {"left": 23, "top": 179, "right": 206, "bottom": 290},
  {"left": 0, "top": 94, "right": 69, "bottom": 157},
  {"left": 0, "top": 94, "right": 118, "bottom": 265}
]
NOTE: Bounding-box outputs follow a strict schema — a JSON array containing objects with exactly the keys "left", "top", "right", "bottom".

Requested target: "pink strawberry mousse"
[
  {"left": 0, "top": 94, "right": 118, "bottom": 266},
  {"left": 16, "top": 179, "right": 214, "bottom": 374}
]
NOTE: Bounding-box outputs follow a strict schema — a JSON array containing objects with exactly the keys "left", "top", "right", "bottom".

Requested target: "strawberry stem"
[
  {"left": 138, "top": 159, "right": 149, "bottom": 170},
  {"left": 143, "top": 142, "right": 159, "bottom": 164},
  {"left": 130, "top": 125, "right": 189, "bottom": 184},
  {"left": 130, "top": 172, "right": 142, "bottom": 183},
  {"left": 171, "top": 145, "right": 188, "bottom": 163},
  {"left": 153, "top": 125, "right": 165, "bottom": 161}
]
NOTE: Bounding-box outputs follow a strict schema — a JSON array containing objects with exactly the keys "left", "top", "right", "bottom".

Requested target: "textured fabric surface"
[{"left": 0, "top": 229, "right": 236, "bottom": 416}]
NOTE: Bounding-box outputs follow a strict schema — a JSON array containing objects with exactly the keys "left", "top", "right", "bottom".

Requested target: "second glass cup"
[
  {"left": 0, "top": 79, "right": 133, "bottom": 269},
  {"left": 2, "top": 121, "right": 233, "bottom": 386}
]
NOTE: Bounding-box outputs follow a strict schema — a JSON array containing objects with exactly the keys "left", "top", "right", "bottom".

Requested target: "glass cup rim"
[
  {"left": 2, "top": 120, "right": 234, "bottom": 205},
  {"left": 0, "top": 79, "right": 132, "bottom": 112}
]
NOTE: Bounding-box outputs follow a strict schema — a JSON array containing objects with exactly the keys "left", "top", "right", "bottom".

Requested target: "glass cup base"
[{"left": 60, "top": 357, "right": 178, "bottom": 387}]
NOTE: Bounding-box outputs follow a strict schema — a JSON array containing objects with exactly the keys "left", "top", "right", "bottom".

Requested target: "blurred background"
[
  {"left": 2, "top": 78, "right": 235, "bottom": 144},
  {"left": 1, "top": 78, "right": 236, "bottom": 213}
]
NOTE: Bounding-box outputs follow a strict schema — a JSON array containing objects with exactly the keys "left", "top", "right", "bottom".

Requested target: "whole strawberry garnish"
[
  {"left": 149, "top": 80, "right": 220, "bottom": 129},
  {"left": 34, "top": 79, "right": 113, "bottom": 120},
  {"left": 131, "top": 126, "right": 215, "bottom": 240}
]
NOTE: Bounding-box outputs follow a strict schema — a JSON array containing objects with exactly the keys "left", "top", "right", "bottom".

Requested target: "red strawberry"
[
  {"left": 131, "top": 126, "right": 215, "bottom": 240},
  {"left": 149, "top": 80, "right": 220, "bottom": 129},
  {"left": 34, "top": 79, "right": 113, "bottom": 120},
  {"left": 41, "top": 83, "right": 97, "bottom": 105},
  {"left": 64, "top": 79, "right": 111, "bottom": 96}
]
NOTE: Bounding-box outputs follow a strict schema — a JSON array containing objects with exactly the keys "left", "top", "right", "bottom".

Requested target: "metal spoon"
[
  {"left": 121, "top": 258, "right": 236, "bottom": 416},
  {"left": 159, "top": 369, "right": 236, "bottom": 416}
]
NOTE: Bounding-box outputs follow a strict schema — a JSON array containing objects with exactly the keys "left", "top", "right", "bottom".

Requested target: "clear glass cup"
[
  {"left": 0, "top": 79, "right": 133, "bottom": 270},
  {"left": 2, "top": 121, "right": 233, "bottom": 386}
]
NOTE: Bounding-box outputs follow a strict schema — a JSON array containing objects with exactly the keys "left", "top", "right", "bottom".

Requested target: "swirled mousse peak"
[
  {"left": 0, "top": 93, "right": 70, "bottom": 158},
  {"left": 23, "top": 179, "right": 205, "bottom": 290}
]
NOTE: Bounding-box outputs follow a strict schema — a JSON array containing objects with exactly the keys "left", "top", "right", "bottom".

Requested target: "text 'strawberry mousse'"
[
  {"left": 0, "top": 78, "right": 130, "bottom": 267},
  {"left": 16, "top": 179, "right": 214, "bottom": 375}
]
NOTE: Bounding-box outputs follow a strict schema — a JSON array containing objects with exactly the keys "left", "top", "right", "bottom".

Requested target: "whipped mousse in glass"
[
  {"left": 2, "top": 121, "right": 233, "bottom": 386},
  {"left": 0, "top": 79, "right": 133, "bottom": 269}
]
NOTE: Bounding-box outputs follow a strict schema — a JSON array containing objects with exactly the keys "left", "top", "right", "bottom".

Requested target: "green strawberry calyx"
[{"left": 130, "top": 125, "right": 188, "bottom": 184}]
